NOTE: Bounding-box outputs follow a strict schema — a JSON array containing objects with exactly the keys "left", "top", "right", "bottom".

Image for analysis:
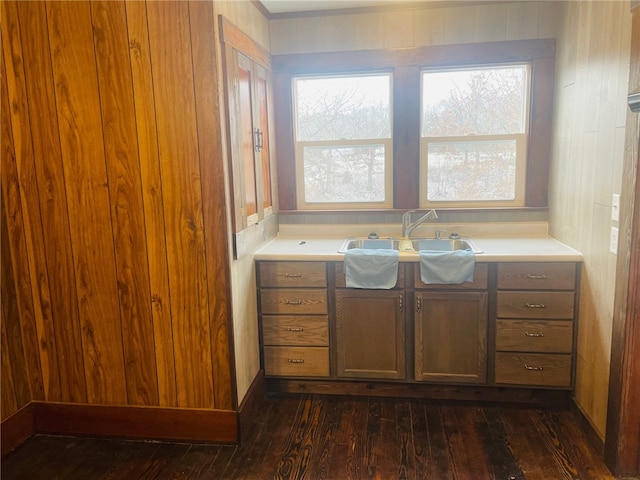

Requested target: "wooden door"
[
  {"left": 237, "top": 53, "right": 258, "bottom": 227},
  {"left": 414, "top": 292, "right": 488, "bottom": 384},
  {"left": 254, "top": 63, "right": 273, "bottom": 217},
  {"left": 335, "top": 290, "right": 405, "bottom": 380}
]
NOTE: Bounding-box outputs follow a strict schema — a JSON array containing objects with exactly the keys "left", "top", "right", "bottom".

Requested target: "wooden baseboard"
[
  {"left": 571, "top": 399, "right": 605, "bottom": 455},
  {"left": 1, "top": 403, "right": 36, "bottom": 457},
  {"left": 33, "top": 402, "right": 238, "bottom": 444},
  {"left": 266, "top": 378, "right": 572, "bottom": 407},
  {"left": 237, "top": 369, "right": 266, "bottom": 444}
]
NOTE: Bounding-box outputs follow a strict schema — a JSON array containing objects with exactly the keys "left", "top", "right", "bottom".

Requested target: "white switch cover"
[
  {"left": 612, "top": 194, "right": 620, "bottom": 222},
  {"left": 610, "top": 226, "right": 619, "bottom": 255}
]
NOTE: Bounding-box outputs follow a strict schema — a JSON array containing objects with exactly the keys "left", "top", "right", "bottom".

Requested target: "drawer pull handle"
[
  {"left": 287, "top": 358, "right": 305, "bottom": 364},
  {"left": 286, "top": 327, "right": 304, "bottom": 332},
  {"left": 524, "top": 365, "right": 544, "bottom": 371},
  {"left": 525, "top": 331, "right": 545, "bottom": 337},
  {"left": 284, "top": 273, "right": 302, "bottom": 278},
  {"left": 399, "top": 295, "right": 404, "bottom": 312},
  {"left": 526, "top": 274, "right": 547, "bottom": 279},
  {"left": 285, "top": 299, "right": 303, "bottom": 305},
  {"left": 525, "top": 302, "right": 546, "bottom": 308}
]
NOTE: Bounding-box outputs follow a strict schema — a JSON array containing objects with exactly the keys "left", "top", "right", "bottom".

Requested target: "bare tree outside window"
[
  {"left": 294, "top": 74, "right": 392, "bottom": 207},
  {"left": 421, "top": 65, "right": 529, "bottom": 206}
]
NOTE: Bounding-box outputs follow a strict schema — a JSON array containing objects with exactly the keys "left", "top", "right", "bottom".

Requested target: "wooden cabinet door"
[
  {"left": 414, "top": 292, "right": 488, "bottom": 384},
  {"left": 335, "top": 290, "right": 405, "bottom": 380}
]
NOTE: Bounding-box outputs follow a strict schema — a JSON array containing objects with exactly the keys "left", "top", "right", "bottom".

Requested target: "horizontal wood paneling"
[{"left": 0, "top": 0, "right": 234, "bottom": 414}]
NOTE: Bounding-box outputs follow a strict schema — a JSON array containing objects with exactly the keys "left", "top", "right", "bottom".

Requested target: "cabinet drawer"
[
  {"left": 262, "top": 316, "right": 329, "bottom": 346},
  {"left": 413, "top": 262, "right": 488, "bottom": 290},
  {"left": 496, "top": 320, "right": 573, "bottom": 353},
  {"left": 334, "top": 262, "right": 405, "bottom": 289},
  {"left": 259, "top": 262, "right": 326, "bottom": 288},
  {"left": 264, "top": 346, "right": 329, "bottom": 377},
  {"left": 497, "top": 263, "right": 576, "bottom": 290},
  {"left": 495, "top": 352, "right": 572, "bottom": 387},
  {"left": 260, "top": 289, "right": 327, "bottom": 314},
  {"left": 497, "top": 291, "right": 574, "bottom": 319}
]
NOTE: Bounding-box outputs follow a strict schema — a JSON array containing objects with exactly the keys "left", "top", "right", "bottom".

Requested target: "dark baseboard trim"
[
  {"left": 571, "top": 399, "right": 605, "bottom": 455},
  {"left": 33, "top": 402, "right": 238, "bottom": 445},
  {"left": 237, "top": 370, "right": 267, "bottom": 444},
  {"left": 266, "top": 378, "right": 572, "bottom": 407},
  {"left": 1, "top": 403, "right": 36, "bottom": 457}
]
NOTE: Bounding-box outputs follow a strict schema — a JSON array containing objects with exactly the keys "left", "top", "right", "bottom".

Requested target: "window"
[
  {"left": 273, "top": 39, "right": 555, "bottom": 211},
  {"left": 420, "top": 65, "right": 530, "bottom": 207},
  {"left": 293, "top": 74, "right": 393, "bottom": 209}
]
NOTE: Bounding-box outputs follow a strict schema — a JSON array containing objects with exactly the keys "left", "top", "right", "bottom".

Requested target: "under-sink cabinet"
[
  {"left": 256, "top": 260, "right": 580, "bottom": 399},
  {"left": 414, "top": 263, "right": 488, "bottom": 384},
  {"left": 334, "top": 263, "right": 406, "bottom": 379}
]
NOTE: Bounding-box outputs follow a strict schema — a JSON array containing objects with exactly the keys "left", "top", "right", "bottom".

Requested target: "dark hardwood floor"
[{"left": 1, "top": 394, "right": 614, "bottom": 480}]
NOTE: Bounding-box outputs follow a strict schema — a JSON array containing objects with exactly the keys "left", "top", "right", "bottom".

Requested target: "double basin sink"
[{"left": 338, "top": 237, "right": 482, "bottom": 254}]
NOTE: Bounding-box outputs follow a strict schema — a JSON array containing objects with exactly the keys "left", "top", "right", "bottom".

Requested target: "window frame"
[
  {"left": 272, "top": 39, "right": 555, "bottom": 212},
  {"left": 292, "top": 72, "right": 394, "bottom": 210}
]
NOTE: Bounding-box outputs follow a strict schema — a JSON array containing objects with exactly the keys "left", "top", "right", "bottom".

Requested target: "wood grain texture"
[
  {"left": 13, "top": 0, "right": 79, "bottom": 404},
  {"left": 146, "top": 0, "right": 214, "bottom": 409},
  {"left": 497, "top": 262, "right": 577, "bottom": 290},
  {"left": 1, "top": 0, "right": 235, "bottom": 415},
  {"left": 46, "top": 0, "right": 127, "bottom": 404},
  {"left": 0, "top": 404, "right": 35, "bottom": 458},
  {"left": 260, "top": 261, "right": 327, "bottom": 287},
  {"left": 1, "top": 1, "right": 48, "bottom": 403},
  {"left": 124, "top": 0, "right": 177, "bottom": 408},
  {"left": 260, "top": 289, "right": 328, "bottom": 315},
  {"left": 90, "top": 0, "right": 158, "bottom": 407},
  {"left": 496, "top": 319, "right": 574, "bottom": 353},
  {"left": 262, "top": 315, "right": 329, "bottom": 346},
  {"left": 189, "top": 0, "right": 235, "bottom": 411}
]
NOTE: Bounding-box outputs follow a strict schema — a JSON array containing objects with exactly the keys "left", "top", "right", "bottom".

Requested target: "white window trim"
[
  {"left": 419, "top": 133, "right": 527, "bottom": 208},
  {"left": 295, "top": 138, "right": 393, "bottom": 210}
]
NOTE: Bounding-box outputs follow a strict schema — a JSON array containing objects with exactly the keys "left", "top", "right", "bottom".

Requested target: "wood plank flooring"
[{"left": 1, "top": 394, "right": 614, "bottom": 480}]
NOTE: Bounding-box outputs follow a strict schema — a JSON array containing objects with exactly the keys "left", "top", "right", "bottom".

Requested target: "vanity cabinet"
[
  {"left": 256, "top": 259, "right": 580, "bottom": 399},
  {"left": 258, "top": 262, "right": 329, "bottom": 377},
  {"left": 494, "top": 262, "right": 577, "bottom": 388},
  {"left": 413, "top": 264, "right": 488, "bottom": 383},
  {"left": 334, "top": 263, "right": 406, "bottom": 379}
]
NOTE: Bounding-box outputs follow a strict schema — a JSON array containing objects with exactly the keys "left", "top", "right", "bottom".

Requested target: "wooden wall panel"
[
  {"left": 1, "top": 0, "right": 234, "bottom": 414},
  {"left": 46, "top": 0, "right": 128, "bottom": 405},
  {"left": 90, "top": 0, "right": 158, "bottom": 406},
  {"left": 1, "top": 1, "right": 49, "bottom": 403},
  {"left": 146, "top": 0, "right": 215, "bottom": 409},
  {"left": 188, "top": 1, "right": 235, "bottom": 410},
  {"left": 14, "top": 0, "right": 82, "bottom": 404},
  {"left": 124, "top": 1, "right": 178, "bottom": 408}
]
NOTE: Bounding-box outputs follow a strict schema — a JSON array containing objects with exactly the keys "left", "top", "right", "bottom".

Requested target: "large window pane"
[
  {"left": 302, "top": 145, "right": 386, "bottom": 203},
  {"left": 426, "top": 140, "right": 517, "bottom": 202},
  {"left": 295, "top": 75, "right": 391, "bottom": 141},
  {"left": 422, "top": 66, "right": 527, "bottom": 137}
]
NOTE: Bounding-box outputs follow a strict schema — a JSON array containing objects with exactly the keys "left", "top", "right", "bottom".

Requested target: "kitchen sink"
[{"left": 338, "top": 237, "right": 482, "bottom": 254}]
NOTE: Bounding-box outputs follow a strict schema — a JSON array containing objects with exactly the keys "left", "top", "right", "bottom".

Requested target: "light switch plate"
[
  {"left": 612, "top": 194, "right": 620, "bottom": 222},
  {"left": 610, "top": 226, "right": 619, "bottom": 255}
]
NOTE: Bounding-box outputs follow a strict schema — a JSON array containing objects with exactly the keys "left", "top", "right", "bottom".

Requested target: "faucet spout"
[{"left": 402, "top": 209, "right": 438, "bottom": 238}]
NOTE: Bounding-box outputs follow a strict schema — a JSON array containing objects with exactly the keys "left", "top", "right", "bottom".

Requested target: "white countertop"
[{"left": 254, "top": 223, "right": 583, "bottom": 262}]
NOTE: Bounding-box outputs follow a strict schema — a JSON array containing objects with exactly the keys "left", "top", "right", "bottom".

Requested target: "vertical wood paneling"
[
  {"left": 188, "top": 0, "right": 234, "bottom": 410},
  {"left": 46, "top": 0, "right": 127, "bottom": 405},
  {"left": 90, "top": 0, "right": 158, "bottom": 407},
  {"left": 146, "top": 0, "right": 214, "bottom": 409},
  {"left": 1, "top": 1, "right": 49, "bottom": 403},
  {"left": 124, "top": 1, "right": 177, "bottom": 408},
  {"left": 1, "top": 196, "right": 30, "bottom": 420},
  {"left": 1, "top": 0, "right": 235, "bottom": 413},
  {"left": 15, "top": 0, "right": 82, "bottom": 404}
]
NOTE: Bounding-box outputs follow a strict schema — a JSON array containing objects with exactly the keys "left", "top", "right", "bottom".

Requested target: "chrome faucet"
[{"left": 402, "top": 209, "right": 438, "bottom": 238}]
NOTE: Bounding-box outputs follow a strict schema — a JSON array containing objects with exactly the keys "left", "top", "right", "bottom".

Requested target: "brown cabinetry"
[
  {"left": 258, "top": 261, "right": 329, "bottom": 378},
  {"left": 494, "top": 262, "right": 577, "bottom": 388},
  {"left": 335, "top": 289, "right": 406, "bottom": 380},
  {"left": 414, "top": 265, "right": 488, "bottom": 384}
]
